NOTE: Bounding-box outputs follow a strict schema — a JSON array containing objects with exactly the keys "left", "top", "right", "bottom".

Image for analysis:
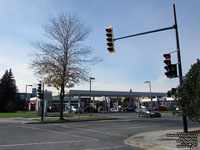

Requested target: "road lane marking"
[
  {"left": 18, "top": 126, "right": 99, "bottom": 141},
  {"left": 61, "top": 125, "right": 128, "bottom": 137},
  {"left": 118, "top": 125, "right": 151, "bottom": 129},
  {"left": 83, "top": 146, "right": 123, "bottom": 150},
  {"left": 0, "top": 140, "right": 96, "bottom": 148}
]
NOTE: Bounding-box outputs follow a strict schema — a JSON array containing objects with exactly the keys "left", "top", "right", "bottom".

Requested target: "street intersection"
[{"left": 0, "top": 113, "right": 199, "bottom": 150}]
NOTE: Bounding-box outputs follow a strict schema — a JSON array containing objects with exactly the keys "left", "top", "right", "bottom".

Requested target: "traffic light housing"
[
  {"left": 163, "top": 54, "right": 178, "bottom": 78},
  {"left": 106, "top": 26, "right": 115, "bottom": 54},
  {"left": 166, "top": 90, "right": 171, "bottom": 97},
  {"left": 37, "top": 83, "right": 43, "bottom": 99},
  {"left": 163, "top": 54, "right": 171, "bottom": 65},
  {"left": 171, "top": 88, "right": 177, "bottom": 96},
  {"left": 167, "top": 88, "right": 177, "bottom": 97}
]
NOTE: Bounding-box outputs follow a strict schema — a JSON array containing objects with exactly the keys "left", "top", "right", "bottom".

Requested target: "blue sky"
[{"left": 0, "top": 0, "right": 199, "bottom": 94}]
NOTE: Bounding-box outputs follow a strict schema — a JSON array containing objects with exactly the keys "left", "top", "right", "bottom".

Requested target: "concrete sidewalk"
[{"left": 125, "top": 128, "right": 200, "bottom": 150}]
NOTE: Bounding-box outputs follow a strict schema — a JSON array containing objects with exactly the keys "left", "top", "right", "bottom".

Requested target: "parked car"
[
  {"left": 110, "top": 108, "right": 118, "bottom": 112},
  {"left": 75, "top": 107, "right": 84, "bottom": 113},
  {"left": 136, "top": 108, "right": 161, "bottom": 118},
  {"left": 152, "top": 106, "right": 167, "bottom": 111},
  {"left": 84, "top": 107, "right": 98, "bottom": 113},
  {"left": 121, "top": 105, "right": 137, "bottom": 112},
  {"left": 66, "top": 106, "right": 76, "bottom": 113}
]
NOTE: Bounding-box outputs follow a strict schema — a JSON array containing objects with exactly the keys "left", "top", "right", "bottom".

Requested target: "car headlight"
[{"left": 147, "top": 111, "right": 150, "bottom": 114}]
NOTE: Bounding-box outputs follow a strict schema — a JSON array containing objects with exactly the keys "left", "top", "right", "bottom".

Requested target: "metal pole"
[
  {"left": 90, "top": 78, "right": 91, "bottom": 115},
  {"left": 173, "top": 4, "right": 188, "bottom": 133},
  {"left": 114, "top": 26, "right": 175, "bottom": 41},
  {"left": 145, "top": 81, "right": 152, "bottom": 108},
  {"left": 89, "top": 77, "right": 95, "bottom": 115},
  {"left": 149, "top": 82, "right": 152, "bottom": 109},
  {"left": 41, "top": 82, "right": 44, "bottom": 122},
  {"left": 25, "top": 85, "right": 27, "bottom": 111},
  {"left": 25, "top": 85, "right": 32, "bottom": 111}
]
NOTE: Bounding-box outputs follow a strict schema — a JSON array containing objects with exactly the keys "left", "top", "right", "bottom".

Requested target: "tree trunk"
[{"left": 59, "top": 83, "right": 64, "bottom": 120}]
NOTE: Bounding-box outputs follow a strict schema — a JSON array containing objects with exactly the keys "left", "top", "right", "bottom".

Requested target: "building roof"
[{"left": 68, "top": 90, "right": 166, "bottom": 97}]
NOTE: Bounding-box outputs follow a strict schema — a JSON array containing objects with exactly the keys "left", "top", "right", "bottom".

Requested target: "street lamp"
[
  {"left": 25, "top": 84, "right": 33, "bottom": 111},
  {"left": 89, "top": 77, "right": 95, "bottom": 115},
  {"left": 144, "top": 81, "right": 152, "bottom": 109}
]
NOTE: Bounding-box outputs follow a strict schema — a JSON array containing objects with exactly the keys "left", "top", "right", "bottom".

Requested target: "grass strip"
[{"left": 0, "top": 113, "right": 38, "bottom": 118}]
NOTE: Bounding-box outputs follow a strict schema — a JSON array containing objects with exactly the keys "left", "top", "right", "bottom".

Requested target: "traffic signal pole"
[
  {"left": 37, "top": 82, "right": 44, "bottom": 122},
  {"left": 173, "top": 4, "right": 188, "bottom": 133},
  {"left": 41, "top": 82, "right": 44, "bottom": 122},
  {"left": 109, "top": 4, "right": 188, "bottom": 132}
]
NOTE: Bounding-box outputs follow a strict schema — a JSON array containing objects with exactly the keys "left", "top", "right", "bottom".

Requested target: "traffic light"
[
  {"left": 37, "top": 83, "right": 43, "bottom": 99},
  {"left": 163, "top": 54, "right": 171, "bottom": 65},
  {"left": 167, "top": 88, "right": 177, "bottom": 97},
  {"left": 106, "top": 26, "right": 115, "bottom": 54},
  {"left": 171, "top": 88, "right": 177, "bottom": 95},
  {"left": 163, "top": 54, "right": 178, "bottom": 78},
  {"left": 167, "top": 90, "right": 172, "bottom": 97}
]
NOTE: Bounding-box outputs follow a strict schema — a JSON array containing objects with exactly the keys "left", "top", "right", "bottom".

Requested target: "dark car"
[
  {"left": 84, "top": 107, "right": 98, "bottom": 113},
  {"left": 121, "top": 105, "right": 137, "bottom": 112},
  {"left": 136, "top": 108, "right": 161, "bottom": 118},
  {"left": 152, "top": 106, "right": 167, "bottom": 111}
]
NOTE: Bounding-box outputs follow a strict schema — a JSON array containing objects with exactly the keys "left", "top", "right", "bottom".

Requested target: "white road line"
[
  {"left": 83, "top": 146, "right": 123, "bottom": 150},
  {"left": 118, "top": 125, "right": 149, "bottom": 129},
  {"left": 0, "top": 140, "right": 95, "bottom": 148},
  {"left": 63, "top": 126, "right": 127, "bottom": 137},
  {"left": 118, "top": 124, "right": 166, "bottom": 130},
  {"left": 18, "top": 126, "right": 99, "bottom": 141}
]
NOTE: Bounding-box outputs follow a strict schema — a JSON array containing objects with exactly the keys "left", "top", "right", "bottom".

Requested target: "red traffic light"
[
  {"left": 163, "top": 54, "right": 170, "bottom": 59},
  {"left": 163, "top": 53, "right": 171, "bottom": 65}
]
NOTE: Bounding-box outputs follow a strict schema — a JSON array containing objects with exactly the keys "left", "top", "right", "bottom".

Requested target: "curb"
[
  {"left": 124, "top": 133, "right": 170, "bottom": 150},
  {"left": 25, "top": 118, "right": 118, "bottom": 124},
  {"left": 124, "top": 128, "right": 200, "bottom": 150}
]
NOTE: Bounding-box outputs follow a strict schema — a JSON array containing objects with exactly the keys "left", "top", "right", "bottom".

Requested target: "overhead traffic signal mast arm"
[{"left": 113, "top": 25, "right": 175, "bottom": 41}]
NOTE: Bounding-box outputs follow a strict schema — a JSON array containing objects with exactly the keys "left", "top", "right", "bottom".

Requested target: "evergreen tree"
[
  {"left": 176, "top": 59, "right": 200, "bottom": 122},
  {"left": 0, "top": 69, "right": 18, "bottom": 112}
]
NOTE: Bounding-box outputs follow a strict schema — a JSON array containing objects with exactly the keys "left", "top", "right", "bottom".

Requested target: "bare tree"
[{"left": 30, "top": 13, "right": 101, "bottom": 120}]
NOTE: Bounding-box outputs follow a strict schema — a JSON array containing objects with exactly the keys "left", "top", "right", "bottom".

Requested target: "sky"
[{"left": 0, "top": 0, "right": 200, "bottom": 95}]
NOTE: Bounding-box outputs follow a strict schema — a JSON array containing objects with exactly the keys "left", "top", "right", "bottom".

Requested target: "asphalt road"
[{"left": 0, "top": 113, "right": 199, "bottom": 150}]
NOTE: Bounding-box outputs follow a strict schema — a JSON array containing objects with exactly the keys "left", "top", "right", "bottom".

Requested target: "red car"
[{"left": 152, "top": 106, "right": 167, "bottom": 111}]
